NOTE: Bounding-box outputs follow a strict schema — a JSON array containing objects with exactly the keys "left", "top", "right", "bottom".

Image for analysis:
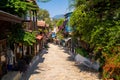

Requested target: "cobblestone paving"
[{"left": 23, "top": 43, "right": 100, "bottom": 80}]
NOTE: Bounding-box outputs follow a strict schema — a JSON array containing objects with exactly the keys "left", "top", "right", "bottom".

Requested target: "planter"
[
  {"left": 75, "top": 54, "right": 100, "bottom": 71},
  {"left": 69, "top": 51, "right": 75, "bottom": 58}
]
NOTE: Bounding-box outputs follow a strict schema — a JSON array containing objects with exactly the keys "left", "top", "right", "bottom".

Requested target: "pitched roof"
[
  {"left": 36, "top": 35, "right": 43, "bottom": 40},
  {"left": 37, "top": 20, "right": 46, "bottom": 27}
]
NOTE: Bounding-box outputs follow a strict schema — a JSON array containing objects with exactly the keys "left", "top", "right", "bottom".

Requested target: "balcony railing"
[{"left": 23, "top": 20, "right": 34, "bottom": 31}]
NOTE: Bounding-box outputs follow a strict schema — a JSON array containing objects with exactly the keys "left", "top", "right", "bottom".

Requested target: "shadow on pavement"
[
  {"left": 67, "top": 56, "right": 74, "bottom": 61},
  {"left": 21, "top": 49, "right": 48, "bottom": 80},
  {"left": 57, "top": 45, "right": 101, "bottom": 79},
  {"left": 74, "top": 64, "right": 101, "bottom": 79}
]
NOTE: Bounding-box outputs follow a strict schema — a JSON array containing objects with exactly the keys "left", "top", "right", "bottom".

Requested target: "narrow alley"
[
  {"left": 0, "top": 0, "right": 119, "bottom": 80},
  {"left": 21, "top": 43, "right": 99, "bottom": 80}
]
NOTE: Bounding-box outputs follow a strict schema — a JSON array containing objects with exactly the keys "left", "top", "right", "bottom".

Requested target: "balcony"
[{"left": 23, "top": 20, "right": 34, "bottom": 32}]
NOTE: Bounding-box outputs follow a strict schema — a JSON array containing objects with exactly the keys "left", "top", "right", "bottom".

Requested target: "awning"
[
  {"left": 37, "top": 20, "right": 46, "bottom": 27},
  {"left": 0, "top": 10, "right": 22, "bottom": 23},
  {"left": 36, "top": 35, "right": 43, "bottom": 40}
]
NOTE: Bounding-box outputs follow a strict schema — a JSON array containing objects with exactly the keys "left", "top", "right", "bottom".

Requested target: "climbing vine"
[{"left": 0, "top": 0, "right": 39, "bottom": 16}]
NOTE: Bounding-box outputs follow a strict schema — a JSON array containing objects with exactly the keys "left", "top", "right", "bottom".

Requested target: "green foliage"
[
  {"left": 38, "top": 28, "right": 43, "bottom": 33},
  {"left": 38, "top": 9, "right": 50, "bottom": 20},
  {"left": 70, "top": 0, "right": 120, "bottom": 79},
  {"left": 37, "top": 8, "right": 51, "bottom": 28},
  {"left": 70, "top": 5, "right": 98, "bottom": 42},
  {"left": 0, "top": 0, "right": 38, "bottom": 16},
  {"left": 51, "top": 19, "right": 58, "bottom": 26},
  {"left": 56, "top": 18, "right": 65, "bottom": 40},
  {"left": 56, "top": 30, "right": 64, "bottom": 40},
  {"left": 23, "top": 31, "right": 36, "bottom": 46},
  {"left": 75, "top": 48, "right": 89, "bottom": 58},
  {"left": 90, "top": 20, "right": 120, "bottom": 52},
  {"left": 70, "top": 0, "right": 120, "bottom": 52},
  {"left": 7, "top": 24, "right": 36, "bottom": 46},
  {"left": 7, "top": 24, "right": 24, "bottom": 44},
  {"left": 56, "top": 18, "right": 64, "bottom": 27}
]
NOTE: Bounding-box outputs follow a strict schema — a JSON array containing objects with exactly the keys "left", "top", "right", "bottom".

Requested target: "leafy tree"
[
  {"left": 70, "top": 0, "right": 120, "bottom": 50},
  {"left": 70, "top": 0, "right": 120, "bottom": 79},
  {"left": 56, "top": 30, "right": 64, "bottom": 40},
  {"left": 56, "top": 18, "right": 64, "bottom": 27},
  {"left": 38, "top": 9, "right": 50, "bottom": 20},
  {"left": 37, "top": 8, "right": 52, "bottom": 29}
]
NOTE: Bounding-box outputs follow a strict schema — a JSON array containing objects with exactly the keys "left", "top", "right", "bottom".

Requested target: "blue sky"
[{"left": 37, "top": 0, "right": 69, "bottom": 18}]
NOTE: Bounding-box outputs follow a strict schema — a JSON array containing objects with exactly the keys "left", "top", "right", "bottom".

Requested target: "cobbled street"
[{"left": 22, "top": 43, "right": 100, "bottom": 80}]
